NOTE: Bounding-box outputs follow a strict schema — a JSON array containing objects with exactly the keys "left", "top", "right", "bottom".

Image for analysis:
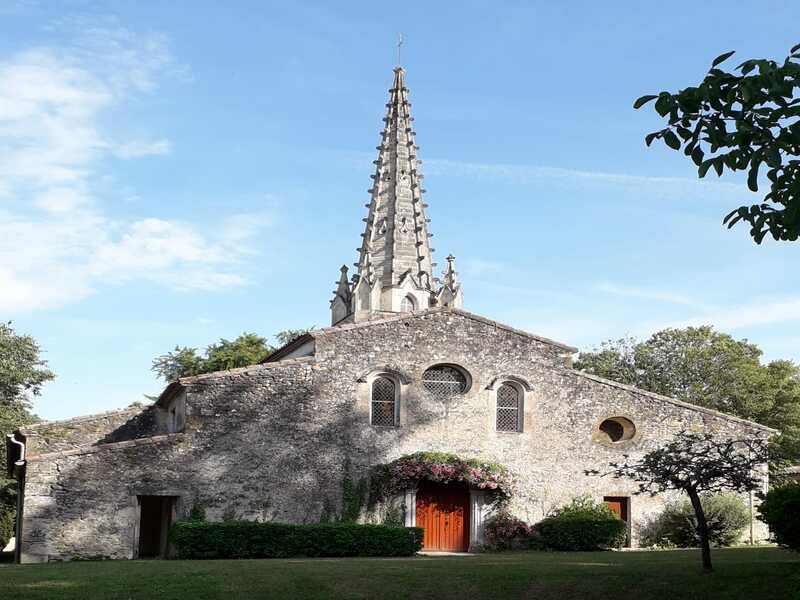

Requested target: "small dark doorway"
[
  {"left": 603, "top": 496, "right": 630, "bottom": 546},
  {"left": 137, "top": 496, "right": 176, "bottom": 558}
]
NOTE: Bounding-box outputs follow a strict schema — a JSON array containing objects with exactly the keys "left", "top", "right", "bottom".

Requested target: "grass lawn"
[{"left": 0, "top": 547, "right": 798, "bottom": 600}]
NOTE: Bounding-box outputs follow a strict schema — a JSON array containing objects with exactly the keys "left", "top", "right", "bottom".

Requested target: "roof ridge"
[
  {"left": 19, "top": 404, "right": 148, "bottom": 433},
  {"left": 314, "top": 307, "right": 577, "bottom": 352},
  {"left": 26, "top": 432, "right": 185, "bottom": 461},
  {"left": 179, "top": 355, "right": 316, "bottom": 383},
  {"left": 570, "top": 370, "right": 777, "bottom": 434}
]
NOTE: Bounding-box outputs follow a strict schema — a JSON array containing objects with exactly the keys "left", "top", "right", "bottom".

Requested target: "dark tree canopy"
[
  {"left": 593, "top": 431, "right": 769, "bottom": 571},
  {"left": 635, "top": 44, "right": 800, "bottom": 242},
  {"left": 575, "top": 326, "right": 800, "bottom": 467},
  {"left": 152, "top": 328, "right": 315, "bottom": 382},
  {"left": 0, "top": 323, "right": 48, "bottom": 547},
  {"left": 0, "top": 322, "right": 54, "bottom": 406}
]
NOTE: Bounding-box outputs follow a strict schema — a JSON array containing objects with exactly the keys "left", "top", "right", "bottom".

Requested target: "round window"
[
  {"left": 598, "top": 417, "right": 636, "bottom": 443},
  {"left": 422, "top": 365, "right": 469, "bottom": 400}
]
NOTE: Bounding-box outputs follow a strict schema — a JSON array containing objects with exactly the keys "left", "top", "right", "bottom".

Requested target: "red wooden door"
[
  {"left": 603, "top": 496, "right": 629, "bottom": 522},
  {"left": 603, "top": 496, "right": 630, "bottom": 547},
  {"left": 415, "top": 484, "right": 470, "bottom": 551}
]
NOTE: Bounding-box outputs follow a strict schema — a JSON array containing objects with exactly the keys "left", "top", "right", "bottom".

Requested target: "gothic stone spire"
[
  {"left": 330, "top": 66, "right": 462, "bottom": 325},
  {"left": 360, "top": 68, "right": 434, "bottom": 287}
]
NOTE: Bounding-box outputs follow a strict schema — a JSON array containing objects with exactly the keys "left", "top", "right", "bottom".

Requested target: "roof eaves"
[
  {"left": 314, "top": 307, "right": 578, "bottom": 353},
  {"left": 261, "top": 333, "right": 315, "bottom": 364}
]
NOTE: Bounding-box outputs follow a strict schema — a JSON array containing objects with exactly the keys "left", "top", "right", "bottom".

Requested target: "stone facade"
[
  {"left": 8, "top": 308, "right": 773, "bottom": 562},
  {"left": 5, "top": 65, "right": 776, "bottom": 562}
]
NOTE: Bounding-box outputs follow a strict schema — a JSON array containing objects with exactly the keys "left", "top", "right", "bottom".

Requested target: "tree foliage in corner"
[
  {"left": 635, "top": 44, "right": 800, "bottom": 242},
  {"left": 575, "top": 326, "right": 800, "bottom": 467},
  {"left": 0, "top": 323, "right": 52, "bottom": 549},
  {"left": 151, "top": 328, "right": 315, "bottom": 382},
  {"left": 591, "top": 431, "right": 769, "bottom": 572}
]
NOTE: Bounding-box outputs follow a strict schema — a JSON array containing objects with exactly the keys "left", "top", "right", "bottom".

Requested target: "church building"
[{"left": 6, "top": 66, "right": 773, "bottom": 563}]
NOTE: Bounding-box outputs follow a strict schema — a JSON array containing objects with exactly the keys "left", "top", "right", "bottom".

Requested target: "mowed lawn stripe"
[{"left": 0, "top": 547, "right": 798, "bottom": 600}]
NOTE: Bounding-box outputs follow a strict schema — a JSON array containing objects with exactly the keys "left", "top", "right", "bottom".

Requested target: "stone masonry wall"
[{"left": 18, "top": 310, "right": 772, "bottom": 561}]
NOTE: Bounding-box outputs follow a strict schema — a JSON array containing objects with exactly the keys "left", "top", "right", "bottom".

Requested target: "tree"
[
  {"left": 591, "top": 431, "right": 769, "bottom": 572},
  {"left": 575, "top": 327, "right": 800, "bottom": 466},
  {"left": 0, "top": 323, "right": 51, "bottom": 549},
  {"left": 758, "top": 483, "right": 800, "bottom": 551},
  {"left": 151, "top": 328, "right": 315, "bottom": 382},
  {"left": 635, "top": 44, "right": 800, "bottom": 242},
  {"left": 0, "top": 322, "right": 54, "bottom": 406}
]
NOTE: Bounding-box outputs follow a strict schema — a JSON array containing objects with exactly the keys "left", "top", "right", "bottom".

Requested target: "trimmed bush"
[
  {"left": 758, "top": 483, "right": 800, "bottom": 551},
  {"left": 536, "top": 497, "right": 626, "bottom": 551},
  {"left": 484, "top": 511, "right": 537, "bottom": 551},
  {"left": 170, "top": 521, "right": 424, "bottom": 559},
  {"left": 640, "top": 494, "right": 749, "bottom": 548}
]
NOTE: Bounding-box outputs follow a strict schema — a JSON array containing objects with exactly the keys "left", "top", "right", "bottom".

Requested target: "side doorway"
[
  {"left": 603, "top": 496, "right": 630, "bottom": 547},
  {"left": 137, "top": 496, "right": 177, "bottom": 559}
]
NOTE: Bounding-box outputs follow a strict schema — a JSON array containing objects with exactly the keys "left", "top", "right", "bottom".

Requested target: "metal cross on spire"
[{"left": 397, "top": 33, "right": 403, "bottom": 66}]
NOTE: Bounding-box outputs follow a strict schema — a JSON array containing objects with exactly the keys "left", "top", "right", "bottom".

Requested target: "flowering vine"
[{"left": 369, "top": 451, "right": 514, "bottom": 508}]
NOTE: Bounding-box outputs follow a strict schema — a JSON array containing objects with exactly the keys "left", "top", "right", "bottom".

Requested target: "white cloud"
[
  {"left": 0, "top": 23, "right": 269, "bottom": 313},
  {"left": 113, "top": 139, "right": 171, "bottom": 158}
]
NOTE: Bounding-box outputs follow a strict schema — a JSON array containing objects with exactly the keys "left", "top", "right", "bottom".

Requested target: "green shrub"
[
  {"left": 536, "top": 497, "right": 626, "bottom": 551},
  {"left": 170, "top": 521, "right": 423, "bottom": 559},
  {"left": 484, "top": 511, "right": 527, "bottom": 550},
  {"left": 188, "top": 503, "right": 206, "bottom": 522},
  {"left": 640, "top": 494, "right": 749, "bottom": 548},
  {"left": 758, "top": 483, "right": 800, "bottom": 551},
  {"left": 0, "top": 508, "right": 14, "bottom": 550}
]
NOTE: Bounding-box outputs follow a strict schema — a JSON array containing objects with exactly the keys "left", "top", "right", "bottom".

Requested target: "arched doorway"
[{"left": 415, "top": 482, "right": 470, "bottom": 552}]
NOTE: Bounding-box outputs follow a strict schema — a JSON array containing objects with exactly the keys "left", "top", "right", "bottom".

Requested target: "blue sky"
[{"left": 2, "top": 1, "right": 799, "bottom": 420}]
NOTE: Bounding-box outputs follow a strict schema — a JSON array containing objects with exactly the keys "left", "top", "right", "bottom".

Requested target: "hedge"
[
  {"left": 758, "top": 483, "right": 800, "bottom": 551},
  {"left": 536, "top": 497, "right": 627, "bottom": 551},
  {"left": 537, "top": 517, "right": 626, "bottom": 551},
  {"left": 170, "top": 521, "right": 424, "bottom": 559}
]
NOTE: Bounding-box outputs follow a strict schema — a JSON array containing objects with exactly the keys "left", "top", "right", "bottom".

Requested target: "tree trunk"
[{"left": 687, "top": 486, "right": 712, "bottom": 573}]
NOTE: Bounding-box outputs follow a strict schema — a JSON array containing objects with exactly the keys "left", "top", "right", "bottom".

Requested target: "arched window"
[
  {"left": 400, "top": 295, "right": 416, "bottom": 313},
  {"left": 496, "top": 383, "right": 522, "bottom": 432},
  {"left": 371, "top": 376, "right": 397, "bottom": 426},
  {"left": 422, "top": 365, "right": 469, "bottom": 400}
]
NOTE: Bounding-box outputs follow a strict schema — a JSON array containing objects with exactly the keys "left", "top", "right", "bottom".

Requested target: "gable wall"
[{"left": 17, "top": 313, "right": 770, "bottom": 561}]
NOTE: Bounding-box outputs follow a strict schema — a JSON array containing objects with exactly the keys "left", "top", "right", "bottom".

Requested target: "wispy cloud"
[
  {"left": 424, "top": 159, "right": 753, "bottom": 203},
  {"left": 665, "top": 297, "right": 800, "bottom": 332},
  {"left": 593, "top": 282, "right": 702, "bottom": 307},
  {"left": 0, "top": 20, "right": 270, "bottom": 313}
]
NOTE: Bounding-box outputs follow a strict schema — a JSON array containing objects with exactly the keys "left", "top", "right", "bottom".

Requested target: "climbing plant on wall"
[{"left": 369, "top": 452, "right": 515, "bottom": 508}]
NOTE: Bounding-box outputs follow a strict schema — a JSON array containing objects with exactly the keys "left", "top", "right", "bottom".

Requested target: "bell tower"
[{"left": 330, "top": 66, "right": 463, "bottom": 325}]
